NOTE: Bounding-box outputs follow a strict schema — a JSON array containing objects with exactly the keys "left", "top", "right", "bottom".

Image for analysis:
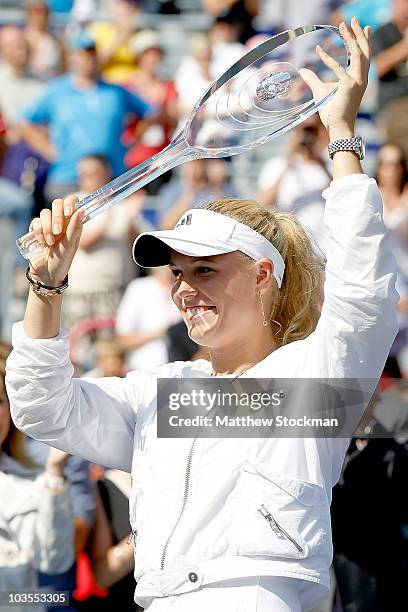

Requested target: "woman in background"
[{"left": 0, "top": 342, "right": 74, "bottom": 612}]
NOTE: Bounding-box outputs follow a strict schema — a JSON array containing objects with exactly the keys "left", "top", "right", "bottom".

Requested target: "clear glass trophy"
[{"left": 17, "top": 25, "right": 349, "bottom": 260}]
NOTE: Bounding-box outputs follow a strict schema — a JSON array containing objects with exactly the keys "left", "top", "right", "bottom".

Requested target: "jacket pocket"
[
  {"left": 130, "top": 488, "right": 158, "bottom": 574},
  {"left": 228, "top": 461, "right": 326, "bottom": 560}
]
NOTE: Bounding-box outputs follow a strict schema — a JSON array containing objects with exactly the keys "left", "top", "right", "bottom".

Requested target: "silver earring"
[{"left": 259, "top": 292, "right": 268, "bottom": 327}]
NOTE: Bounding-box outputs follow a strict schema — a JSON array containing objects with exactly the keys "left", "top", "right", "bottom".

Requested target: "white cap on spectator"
[
  {"left": 132, "top": 30, "right": 163, "bottom": 56},
  {"left": 132, "top": 208, "right": 285, "bottom": 288}
]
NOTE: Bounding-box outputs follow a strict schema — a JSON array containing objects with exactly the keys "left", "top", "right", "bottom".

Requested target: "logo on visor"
[{"left": 175, "top": 213, "right": 192, "bottom": 228}]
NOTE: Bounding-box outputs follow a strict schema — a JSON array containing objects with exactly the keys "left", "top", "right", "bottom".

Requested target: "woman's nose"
[{"left": 176, "top": 279, "right": 198, "bottom": 299}]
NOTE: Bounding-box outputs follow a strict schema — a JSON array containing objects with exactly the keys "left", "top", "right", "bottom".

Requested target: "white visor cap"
[{"left": 132, "top": 208, "right": 285, "bottom": 288}]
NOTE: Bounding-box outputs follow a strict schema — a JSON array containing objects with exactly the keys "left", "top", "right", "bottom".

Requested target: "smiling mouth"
[{"left": 185, "top": 306, "right": 215, "bottom": 320}]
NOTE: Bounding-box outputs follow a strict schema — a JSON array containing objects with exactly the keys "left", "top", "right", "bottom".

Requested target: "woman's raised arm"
[{"left": 301, "top": 19, "right": 399, "bottom": 379}]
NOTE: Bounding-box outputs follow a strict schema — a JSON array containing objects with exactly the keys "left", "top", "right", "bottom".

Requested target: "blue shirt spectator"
[
  {"left": 20, "top": 32, "right": 152, "bottom": 201},
  {"left": 23, "top": 75, "right": 150, "bottom": 182},
  {"left": 337, "top": 0, "right": 391, "bottom": 30}
]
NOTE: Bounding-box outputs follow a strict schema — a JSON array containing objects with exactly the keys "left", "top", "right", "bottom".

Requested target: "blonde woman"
[
  {"left": 0, "top": 344, "right": 74, "bottom": 612},
  {"left": 6, "top": 19, "right": 399, "bottom": 611}
]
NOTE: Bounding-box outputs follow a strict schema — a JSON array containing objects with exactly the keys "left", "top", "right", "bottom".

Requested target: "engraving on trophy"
[{"left": 256, "top": 72, "right": 292, "bottom": 101}]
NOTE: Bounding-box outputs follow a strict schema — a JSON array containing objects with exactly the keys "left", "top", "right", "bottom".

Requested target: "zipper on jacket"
[
  {"left": 127, "top": 529, "right": 137, "bottom": 545},
  {"left": 257, "top": 504, "right": 304, "bottom": 553},
  {"left": 160, "top": 437, "right": 197, "bottom": 570}
]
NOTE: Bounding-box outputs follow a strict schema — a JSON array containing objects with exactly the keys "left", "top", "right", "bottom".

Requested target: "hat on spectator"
[
  {"left": 132, "top": 30, "right": 163, "bottom": 55},
  {"left": 71, "top": 31, "right": 96, "bottom": 51},
  {"left": 132, "top": 208, "right": 285, "bottom": 288}
]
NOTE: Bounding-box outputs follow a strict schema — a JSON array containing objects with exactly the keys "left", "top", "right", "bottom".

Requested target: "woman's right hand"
[{"left": 29, "top": 194, "right": 85, "bottom": 286}]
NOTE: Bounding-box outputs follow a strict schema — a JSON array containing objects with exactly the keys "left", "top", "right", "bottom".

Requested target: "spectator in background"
[
  {"left": 62, "top": 154, "right": 145, "bottom": 334},
  {"left": 0, "top": 27, "right": 44, "bottom": 124},
  {"left": 175, "top": 34, "right": 212, "bottom": 130},
  {"left": 260, "top": 0, "right": 333, "bottom": 31},
  {"left": 159, "top": 158, "right": 235, "bottom": 229},
  {"left": 20, "top": 32, "right": 152, "bottom": 202},
  {"left": 0, "top": 112, "right": 5, "bottom": 169},
  {"left": 330, "top": 388, "right": 408, "bottom": 610},
  {"left": 372, "top": 0, "right": 408, "bottom": 159},
  {"left": 81, "top": 474, "right": 136, "bottom": 611},
  {"left": 201, "top": 0, "right": 259, "bottom": 43},
  {"left": 330, "top": 0, "right": 391, "bottom": 31},
  {"left": 375, "top": 143, "right": 408, "bottom": 376},
  {"left": 88, "top": 0, "right": 141, "bottom": 84},
  {"left": 257, "top": 116, "right": 330, "bottom": 213},
  {"left": 48, "top": 0, "right": 74, "bottom": 13},
  {"left": 375, "top": 142, "right": 408, "bottom": 229},
  {"left": 116, "top": 267, "right": 181, "bottom": 370},
  {"left": 257, "top": 117, "right": 331, "bottom": 253},
  {"left": 0, "top": 27, "right": 45, "bottom": 250},
  {"left": 24, "top": 0, "right": 66, "bottom": 81},
  {"left": 209, "top": 15, "right": 246, "bottom": 77},
  {"left": 0, "top": 343, "right": 75, "bottom": 611},
  {"left": 122, "top": 30, "right": 178, "bottom": 194},
  {"left": 0, "top": 26, "right": 48, "bottom": 199},
  {"left": 84, "top": 338, "right": 127, "bottom": 378}
]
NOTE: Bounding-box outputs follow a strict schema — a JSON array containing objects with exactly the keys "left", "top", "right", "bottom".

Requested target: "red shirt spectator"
[{"left": 122, "top": 30, "right": 177, "bottom": 171}]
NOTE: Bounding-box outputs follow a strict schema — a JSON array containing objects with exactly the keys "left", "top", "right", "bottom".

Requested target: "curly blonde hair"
[{"left": 201, "top": 199, "right": 325, "bottom": 346}]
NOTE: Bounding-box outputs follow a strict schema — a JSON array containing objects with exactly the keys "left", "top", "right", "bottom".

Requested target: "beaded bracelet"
[{"left": 26, "top": 267, "right": 69, "bottom": 296}]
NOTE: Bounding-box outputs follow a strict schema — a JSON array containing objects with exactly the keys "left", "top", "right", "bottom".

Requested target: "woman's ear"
[{"left": 255, "top": 258, "right": 275, "bottom": 290}]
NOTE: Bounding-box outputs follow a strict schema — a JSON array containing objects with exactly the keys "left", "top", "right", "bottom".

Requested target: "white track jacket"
[{"left": 6, "top": 174, "right": 399, "bottom": 610}]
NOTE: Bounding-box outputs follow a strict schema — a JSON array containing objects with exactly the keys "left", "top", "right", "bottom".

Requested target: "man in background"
[{"left": 20, "top": 32, "right": 153, "bottom": 202}]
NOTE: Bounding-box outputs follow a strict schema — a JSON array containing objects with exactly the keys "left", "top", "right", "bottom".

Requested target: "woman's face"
[
  {"left": 139, "top": 48, "right": 163, "bottom": 74},
  {"left": 376, "top": 145, "right": 405, "bottom": 187},
  {"left": 0, "top": 379, "right": 11, "bottom": 450},
  {"left": 170, "top": 251, "right": 272, "bottom": 347}
]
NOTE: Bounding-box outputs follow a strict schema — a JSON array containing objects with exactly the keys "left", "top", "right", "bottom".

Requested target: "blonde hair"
[
  {"left": 0, "top": 342, "right": 35, "bottom": 467},
  {"left": 201, "top": 199, "right": 325, "bottom": 346}
]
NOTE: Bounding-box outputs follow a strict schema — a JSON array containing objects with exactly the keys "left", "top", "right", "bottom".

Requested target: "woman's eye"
[
  {"left": 197, "top": 266, "right": 213, "bottom": 274},
  {"left": 171, "top": 269, "right": 182, "bottom": 279}
]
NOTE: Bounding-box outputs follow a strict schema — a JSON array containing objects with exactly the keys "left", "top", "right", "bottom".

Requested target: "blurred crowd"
[{"left": 0, "top": 1, "right": 408, "bottom": 611}]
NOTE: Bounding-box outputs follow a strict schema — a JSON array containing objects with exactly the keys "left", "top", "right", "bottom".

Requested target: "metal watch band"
[
  {"left": 328, "top": 136, "right": 365, "bottom": 160},
  {"left": 26, "top": 267, "right": 69, "bottom": 296}
]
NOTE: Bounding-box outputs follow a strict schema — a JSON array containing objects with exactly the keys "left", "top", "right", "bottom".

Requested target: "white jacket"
[
  {"left": 6, "top": 174, "right": 399, "bottom": 610},
  {"left": 0, "top": 455, "right": 74, "bottom": 612}
]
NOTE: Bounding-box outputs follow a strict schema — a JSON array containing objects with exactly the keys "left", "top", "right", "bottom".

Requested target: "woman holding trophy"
[{"left": 5, "top": 18, "right": 399, "bottom": 612}]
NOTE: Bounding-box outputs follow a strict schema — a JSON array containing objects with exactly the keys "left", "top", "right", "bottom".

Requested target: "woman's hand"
[
  {"left": 299, "top": 17, "right": 371, "bottom": 141},
  {"left": 29, "top": 194, "right": 85, "bottom": 286}
]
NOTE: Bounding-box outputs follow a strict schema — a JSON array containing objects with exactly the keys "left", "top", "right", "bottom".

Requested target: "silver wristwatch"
[{"left": 328, "top": 136, "right": 365, "bottom": 160}]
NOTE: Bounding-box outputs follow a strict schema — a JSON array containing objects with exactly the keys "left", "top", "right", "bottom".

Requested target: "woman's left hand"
[{"left": 299, "top": 17, "right": 371, "bottom": 140}]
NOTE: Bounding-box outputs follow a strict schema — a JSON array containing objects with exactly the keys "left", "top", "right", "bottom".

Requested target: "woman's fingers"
[
  {"left": 350, "top": 16, "right": 371, "bottom": 59},
  {"left": 31, "top": 217, "right": 46, "bottom": 246},
  {"left": 298, "top": 67, "right": 324, "bottom": 92},
  {"left": 63, "top": 193, "right": 79, "bottom": 218},
  {"left": 340, "top": 19, "right": 370, "bottom": 83},
  {"left": 65, "top": 207, "right": 85, "bottom": 242},
  {"left": 51, "top": 198, "right": 64, "bottom": 235},
  {"left": 339, "top": 20, "right": 362, "bottom": 63},
  {"left": 315, "top": 44, "right": 347, "bottom": 81},
  {"left": 29, "top": 194, "right": 80, "bottom": 248},
  {"left": 40, "top": 208, "right": 54, "bottom": 246},
  {"left": 316, "top": 19, "right": 370, "bottom": 86}
]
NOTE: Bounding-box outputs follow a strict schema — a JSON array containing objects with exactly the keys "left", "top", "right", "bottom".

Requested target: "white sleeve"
[
  {"left": 308, "top": 174, "right": 399, "bottom": 379},
  {"left": 5, "top": 322, "right": 142, "bottom": 471}
]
